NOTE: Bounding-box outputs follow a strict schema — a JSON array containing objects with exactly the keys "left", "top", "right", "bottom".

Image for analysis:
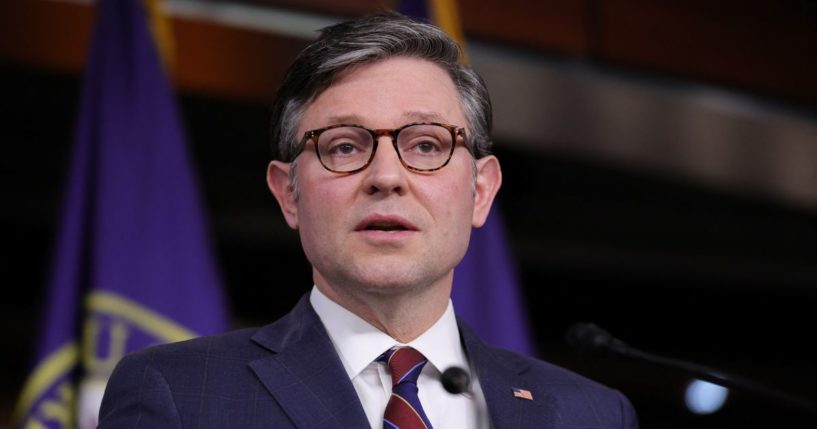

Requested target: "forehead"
[{"left": 299, "top": 57, "right": 466, "bottom": 133}]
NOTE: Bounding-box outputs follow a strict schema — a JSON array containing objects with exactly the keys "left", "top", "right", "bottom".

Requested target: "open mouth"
[
  {"left": 356, "top": 215, "right": 417, "bottom": 232},
  {"left": 364, "top": 222, "right": 409, "bottom": 232}
]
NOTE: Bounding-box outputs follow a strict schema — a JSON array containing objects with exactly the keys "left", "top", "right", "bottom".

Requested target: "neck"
[{"left": 315, "top": 275, "right": 452, "bottom": 343}]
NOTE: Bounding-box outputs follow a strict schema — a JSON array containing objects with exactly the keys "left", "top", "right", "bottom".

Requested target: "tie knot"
[{"left": 381, "top": 346, "right": 428, "bottom": 386}]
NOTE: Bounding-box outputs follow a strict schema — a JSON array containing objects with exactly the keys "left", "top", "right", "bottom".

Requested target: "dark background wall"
[{"left": 2, "top": 1, "right": 816, "bottom": 427}]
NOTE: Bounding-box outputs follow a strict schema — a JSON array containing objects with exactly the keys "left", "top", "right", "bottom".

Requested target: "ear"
[
  {"left": 266, "top": 160, "right": 299, "bottom": 230},
  {"left": 472, "top": 155, "right": 502, "bottom": 228}
]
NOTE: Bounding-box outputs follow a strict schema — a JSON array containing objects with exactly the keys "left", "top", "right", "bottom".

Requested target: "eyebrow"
[
  {"left": 325, "top": 114, "right": 365, "bottom": 125},
  {"left": 399, "top": 111, "right": 448, "bottom": 123},
  {"left": 324, "top": 111, "right": 448, "bottom": 126}
]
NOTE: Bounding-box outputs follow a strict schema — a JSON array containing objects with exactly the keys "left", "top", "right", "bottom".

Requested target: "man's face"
[{"left": 268, "top": 56, "right": 500, "bottom": 300}]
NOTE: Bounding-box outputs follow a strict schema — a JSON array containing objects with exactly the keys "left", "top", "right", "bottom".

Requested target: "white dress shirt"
[{"left": 310, "top": 286, "right": 492, "bottom": 429}]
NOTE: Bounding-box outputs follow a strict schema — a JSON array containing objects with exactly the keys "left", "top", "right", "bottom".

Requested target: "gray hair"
[{"left": 269, "top": 11, "right": 493, "bottom": 165}]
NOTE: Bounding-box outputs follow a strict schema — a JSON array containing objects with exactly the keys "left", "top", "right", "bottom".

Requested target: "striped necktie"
[{"left": 380, "top": 346, "right": 434, "bottom": 429}]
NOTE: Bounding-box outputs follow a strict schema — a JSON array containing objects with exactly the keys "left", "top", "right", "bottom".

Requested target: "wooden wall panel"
[
  {"left": 251, "top": 0, "right": 592, "bottom": 56},
  {"left": 0, "top": 1, "right": 306, "bottom": 102},
  {"left": 171, "top": 17, "right": 306, "bottom": 101},
  {"left": 0, "top": 1, "right": 94, "bottom": 74},
  {"left": 2, "top": 0, "right": 815, "bottom": 104},
  {"left": 597, "top": 0, "right": 817, "bottom": 103},
  {"left": 459, "top": 0, "right": 590, "bottom": 55},
  {"left": 248, "top": 0, "right": 386, "bottom": 17}
]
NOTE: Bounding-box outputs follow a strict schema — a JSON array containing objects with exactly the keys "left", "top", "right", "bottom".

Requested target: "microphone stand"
[{"left": 567, "top": 323, "right": 817, "bottom": 415}]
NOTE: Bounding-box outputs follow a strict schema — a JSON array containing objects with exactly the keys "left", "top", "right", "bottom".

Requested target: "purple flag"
[
  {"left": 453, "top": 211, "right": 536, "bottom": 356},
  {"left": 15, "top": 0, "right": 229, "bottom": 427},
  {"left": 397, "top": 0, "right": 430, "bottom": 21},
  {"left": 396, "top": 0, "right": 536, "bottom": 356}
]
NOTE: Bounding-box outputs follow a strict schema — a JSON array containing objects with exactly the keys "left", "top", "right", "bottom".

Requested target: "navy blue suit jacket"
[{"left": 99, "top": 295, "right": 637, "bottom": 428}]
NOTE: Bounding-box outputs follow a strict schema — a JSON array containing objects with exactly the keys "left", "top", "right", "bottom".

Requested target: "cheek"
[
  {"left": 430, "top": 179, "right": 474, "bottom": 230},
  {"left": 296, "top": 174, "right": 362, "bottom": 241},
  {"left": 296, "top": 182, "right": 328, "bottom": 227},
  {"left": 296, "top": 192, "right": 344, "bottom": 267},
  {"left": 299, "top": 191, "right": 340, "bottom": 228}
]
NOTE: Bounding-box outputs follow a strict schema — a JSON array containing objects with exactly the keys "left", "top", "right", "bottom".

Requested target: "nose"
[{"left": 362, "top": 136, "right": 408, "bottom": 196}]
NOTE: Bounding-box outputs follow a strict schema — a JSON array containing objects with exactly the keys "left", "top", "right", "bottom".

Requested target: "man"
[{"left": 99, "top": 12, "right": 637, "bottom": 428}]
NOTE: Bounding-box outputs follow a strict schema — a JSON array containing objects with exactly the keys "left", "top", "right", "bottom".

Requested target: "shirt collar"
[{"left": 309, "top": 286, "right": 469, "bottom": 379}]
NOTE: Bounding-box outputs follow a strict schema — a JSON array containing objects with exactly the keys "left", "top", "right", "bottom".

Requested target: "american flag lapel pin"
[{"left": 512, "top": 387, "right": 533, "bottom": 400}]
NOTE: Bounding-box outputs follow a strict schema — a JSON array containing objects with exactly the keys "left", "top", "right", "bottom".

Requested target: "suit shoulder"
[
  {"left": 485, "top": 347, "right": 638, "bottom": 428},
  {"left": 115, "top": 326, "right": 264, "bottom": 372},
  {"left": 101, "top": 327, "right": 277, "bottom": 427},
  {"left": 105, "top": 328, "right": 268, "bottom": 408},
  {"left": 490, "top": 347, "right": 611, "bottom": 388}
]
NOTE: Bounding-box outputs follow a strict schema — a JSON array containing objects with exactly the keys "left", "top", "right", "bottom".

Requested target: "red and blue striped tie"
[{"left": 380, "top": 347, "right": 434, "bottom": 429}]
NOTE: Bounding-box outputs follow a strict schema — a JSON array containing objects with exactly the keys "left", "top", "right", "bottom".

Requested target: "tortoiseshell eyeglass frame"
[{"left": 291, "top": 122, "right": 469, "bottom": 174}]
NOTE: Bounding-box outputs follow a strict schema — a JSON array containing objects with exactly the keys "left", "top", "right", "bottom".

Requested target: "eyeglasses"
[{"left": 293, "top": 122, "right": 468, "bottom": 173}]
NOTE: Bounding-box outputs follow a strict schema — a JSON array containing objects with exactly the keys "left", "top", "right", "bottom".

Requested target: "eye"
[
  {"left": 398, "top": 124, "right": 452, "bottom": 159},
  {"left": 413, "top": 140, "right": 443, "bottom": 154},
  {"left": 319, "top": 127, "right": 371, "bottom": 158},
  {"left": 328, "top": 141, "right": 360, "bottom": 156},
  {"left": 404, "top": 136, "right": 445, "bottom": 156}
]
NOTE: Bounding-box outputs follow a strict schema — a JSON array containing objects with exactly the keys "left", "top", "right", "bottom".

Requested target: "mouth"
[{"left": 355, "top": 215, "right": 417, "bottom": 233}]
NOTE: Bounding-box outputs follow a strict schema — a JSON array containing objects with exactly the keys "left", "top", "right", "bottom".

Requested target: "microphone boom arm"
[{"left": 567, "top": 322, "right": 817, "bottom": 415}]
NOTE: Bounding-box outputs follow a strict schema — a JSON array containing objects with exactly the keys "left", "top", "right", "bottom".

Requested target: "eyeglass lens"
[{"left": 316, "top": 124, "right": 454, "bottom": 172}]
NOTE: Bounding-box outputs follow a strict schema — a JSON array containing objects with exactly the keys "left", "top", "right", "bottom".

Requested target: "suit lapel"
[
  {"left": 460, "top": 321, "right": 558, "bottom": 429},
  {"left": 248, "top": 297, "right": 369, "bottom": 429}
]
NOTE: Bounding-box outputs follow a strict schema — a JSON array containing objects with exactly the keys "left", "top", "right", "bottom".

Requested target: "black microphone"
[
  {"left": 441, "top": 366, "right": 472, "bottom": 396},
  {"left": 566, "top": 322, "right": 817, "bottom": 415},
  {"left": 566, "top": 322, "right": 629, "bottom": 356}
]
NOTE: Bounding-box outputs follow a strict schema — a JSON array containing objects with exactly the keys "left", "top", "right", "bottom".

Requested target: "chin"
[
  {"left": 354, "top": 266, "right": 450, "bottom": 297},
  {"left": 315, "top": 256, "right": 453, "bottom": 296},
  {"left": 356, "top": 274, "right": 419, "bottom": 293}
]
